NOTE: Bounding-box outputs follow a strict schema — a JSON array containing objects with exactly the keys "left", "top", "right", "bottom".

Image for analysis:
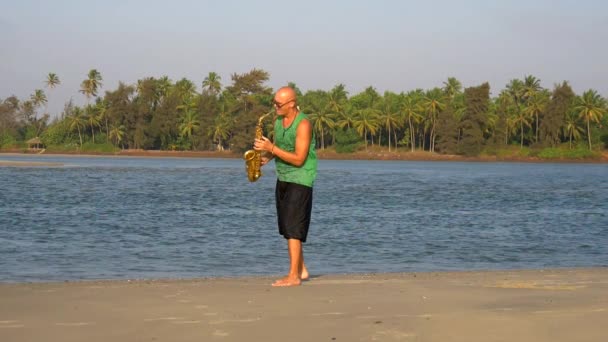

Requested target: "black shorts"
[{"left": 275, "top": 180, "right": 313, "bottom": 242}]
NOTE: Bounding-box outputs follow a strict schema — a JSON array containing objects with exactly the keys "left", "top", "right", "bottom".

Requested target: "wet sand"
[
  {"left": 0, "top": 160, "right": 63, "bottom": 167},
  {"left": 1, "top": 268, "right": 607, "bottom": 342}
]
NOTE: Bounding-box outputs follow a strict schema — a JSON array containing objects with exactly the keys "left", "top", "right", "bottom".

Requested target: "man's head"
[{"left": 273, "top": 86, "right": 298, "bottom": 116}]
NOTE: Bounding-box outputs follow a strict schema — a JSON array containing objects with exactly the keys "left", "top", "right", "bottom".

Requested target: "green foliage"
[
  {"left": 43, "top": 142, "right": 76, "bottom": 152},
  {"left": 23, "top": 126, "right": 37, "bottom": 140},
  {"left": 536, "top": 148, "right": 561, "bottom": 159},
  {"left": 80, "top": 142, "right": 118, "bottom": 153},
  {"left": 589, "top": 125, "right": 605, "bottom": 150},
  {"left": 601, "top": 132, "right": 608, "bottom": 149},
  {"left": 537, "top": 147, "right": 598, "bottom": 159},
  {"left": 491, "top": 146, "right": 532, "bottom": 158},
  {"left": 540, "top": 82, "right": 574, "bottom": 147},
  {"left": 518, "top": 147, "right": 531, "bottom": 157},
  {"left": 41, "top": 120, "right": 74, "bottom": 146},
  {"left": 0, "top": 132, "right": 18, "bottom": 148},
  {"left": 459, "top": 83, "right": 490, "bottom": 156},
  {"left": 435, "top": 106, "right": 459, "bottom": 154},
  {"left": 398, "top": 131, "right": 410, "bottom": 147},
  {"left": 334, "top": 128, "right": 361, "bottom": 153},
  {"left": 4, "top": 71, "right": 608, "bottom": 158}
]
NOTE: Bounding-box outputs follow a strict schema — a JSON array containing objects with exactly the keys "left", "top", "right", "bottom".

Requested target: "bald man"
[{"left": 254, "top": 86, "right": 318, "bottom": 287}]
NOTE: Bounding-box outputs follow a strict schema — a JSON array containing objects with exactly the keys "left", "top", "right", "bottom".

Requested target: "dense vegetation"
[{"left": 1, "top": 69, "right": 607, "bottom": 158}]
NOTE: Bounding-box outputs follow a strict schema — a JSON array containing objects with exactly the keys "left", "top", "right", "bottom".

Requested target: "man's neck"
[{"left": 284, "top": 110, "right": 299, "bottom": 121}]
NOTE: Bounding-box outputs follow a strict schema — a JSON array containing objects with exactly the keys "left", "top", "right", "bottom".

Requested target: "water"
[{"left": 1, "top": 154, "right": 607, "bottom": 282}]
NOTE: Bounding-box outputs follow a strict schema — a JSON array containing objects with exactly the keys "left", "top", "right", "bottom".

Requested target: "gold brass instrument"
[{"left": 244, "top": 111, "right": 273, "bottom": 182}]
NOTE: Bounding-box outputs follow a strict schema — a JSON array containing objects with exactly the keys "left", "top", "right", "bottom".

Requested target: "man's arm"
[
  {"left": 256, "top": 119, "right": 312, "bottom": 167},
  {"left": 276, "top": 119, "right": 311, "bottom": 167}
]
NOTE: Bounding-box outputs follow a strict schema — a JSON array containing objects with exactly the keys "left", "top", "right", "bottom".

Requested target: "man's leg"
[
  {"left": 272, "top": 239, "right": 303, "bottom": 287},
  {"left": 300, "top": 249, "right": 309, "bottom": 280}
]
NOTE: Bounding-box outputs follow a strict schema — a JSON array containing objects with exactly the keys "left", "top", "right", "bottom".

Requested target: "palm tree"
[
  {"left": 176, "top": 96, "right": 198, "bottom": 116},
  {"left": 496, "top": 89, "right": 515, "bottom": 144},
  {"left": 30, "top": 89, "right": 47, "bottom": 110},
  {"left": 85, "top": 105, "right": 101, "bottom": 143},
  {"left": 400, "top": 92, "right": 423, "bottom": 152},
  {"left": 212, "top": 100, "right": 236, "bottom": 150},
  {"left": 308, "top": 110, "right": 336, "bottom": 150},
  {"left": 210, "top": 114, "right": 231, "bottom": 151},
  {"left": 378, "top": 92, "right": 401, "bottom": 152},
  {"left": 506, "top": 79, "right": 525, "bottom": 105},
  {"left": 202, "top": 72, "right": 222, "bottom": 95},
  {"left": 88, "top": 69, "right": 103, "bottom": 87},
  {"left": 506, "top": 79, "right": 526, "bottom": 146},
  {"left": 327, "top": 84, "right": 348, "bottom": 129},
  {"left": 30, "top": 89, "right": 47, "bottom": 136},
  {"left": 522, "top": 75, "right": 541, "bottom": 101},
  {"left": 572, "top": 89, "right": 607, "bottom": 149},
  {"left": 69, "top": 107, "right": 86, "bottom": 148},
  {"left": 157, "top": 76, "right": 172, "bottom": 101},
  {"left": 420, "top": 88, "right": 445, "bottom": 152},
  {"left": 506, "top": 115, "right": 517, "bottom": 145},
  {"left": 329, "top": 84, "right": 348, "bottom": 102},
  {"left": 179, "top": 110, "right": 200, "bottom": 150},
  {"left": 484, "top": 108, "right": 499, "bottom": 139},
  {"left": 45, "top": 73, "right": 60, "bottom": 116},
  {"left": 442, "top": 77, "right": 462, "bottom": 101},
  {"left": 95, "top": 100, "right": 109, "bottom": 140},
  {"left": 352, "top": 108, "right": 379, "bottom": 150},
  {"left": 175, "top": 78, "right": 197, "bottom": 102},
  {"left": 335, "top": 104, "right": 355, "bottom": 130},
  {"left": 30, "top": 89, "right": 47, "bottom": 109},
  {"left": 523, "top": 90, "right": 549, "bottom": 143},
  {"left": 513, "top": 109, "right": 532, "bottom": 148},
  {"left": 45, "top": 73, "right": 60, "bottom": 89},
  {"left": 563, "top": 111, "right": 583, "bottom": 149},
  {"left": 109, "top": 124, "right": 125, "bottom": 148},
  {"left": 80, "top": 69, "right": 103, "bottom": 104}
]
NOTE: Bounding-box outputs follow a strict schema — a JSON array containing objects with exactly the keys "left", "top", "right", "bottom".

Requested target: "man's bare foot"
[
  {"left": 272, "top": 276, "right": 301, "bottom": 287},
  {"left": 300, "top": 269, "right": 309, "bottom": 281}
]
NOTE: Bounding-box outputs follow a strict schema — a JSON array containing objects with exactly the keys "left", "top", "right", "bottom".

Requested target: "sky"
[{"left": 1, "top": 0, "right": 607, "bottom": 116}]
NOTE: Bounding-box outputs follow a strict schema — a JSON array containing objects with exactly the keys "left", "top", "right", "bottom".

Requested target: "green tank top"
[{"left": 274, "top": 112, "right": 317, "bottom": 187}]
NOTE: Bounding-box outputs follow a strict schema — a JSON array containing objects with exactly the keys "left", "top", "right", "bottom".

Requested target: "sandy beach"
[
  {"left": 0, "top": 160, "right": 64, "bottom": 167},
  {"left": 1, "top": 268, "right": 606, "bottom": 342}
]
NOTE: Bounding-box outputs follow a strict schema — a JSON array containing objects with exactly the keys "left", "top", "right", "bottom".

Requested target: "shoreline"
[
  {"left": 2, "top": 149, "right": 608, "bottom": 163},
  {"left": 1, "top": 267, "right": 606, "bottom": 341},
  {"left": 1, "top": 266, "right": 604, "bottom": 285},
  {"left": 0, "top": 159, "right": 64, "bottom": 167}
]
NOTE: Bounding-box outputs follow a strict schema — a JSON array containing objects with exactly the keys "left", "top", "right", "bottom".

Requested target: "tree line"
[{"left": 1, "top": 69, "right": 607, "bottom": 156}]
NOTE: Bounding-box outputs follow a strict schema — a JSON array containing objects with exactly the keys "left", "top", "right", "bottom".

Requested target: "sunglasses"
[{"left": 273, "top": 99, "right": 295, "bottom": 109}]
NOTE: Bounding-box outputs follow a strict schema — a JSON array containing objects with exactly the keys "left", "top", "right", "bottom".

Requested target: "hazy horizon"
[{"left": 2, "top": 0, "right": 607, "bottom": 117}]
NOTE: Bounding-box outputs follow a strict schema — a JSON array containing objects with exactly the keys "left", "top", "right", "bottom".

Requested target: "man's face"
[
  {"left": 272, "top": 98, "right": 294, "bottom": 113},
  {"left": 272, "top": 95, "right": 295, "bottom": 116}
]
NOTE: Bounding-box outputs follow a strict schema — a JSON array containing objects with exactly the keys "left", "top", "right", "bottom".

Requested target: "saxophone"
[{"left": 243, "top": 111, "right": 273, "bottom": 182}]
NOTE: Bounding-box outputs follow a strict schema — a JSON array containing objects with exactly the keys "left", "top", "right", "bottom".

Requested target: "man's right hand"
[{"left": 261, "top": 155, "right": 271, "bottom": 166}]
